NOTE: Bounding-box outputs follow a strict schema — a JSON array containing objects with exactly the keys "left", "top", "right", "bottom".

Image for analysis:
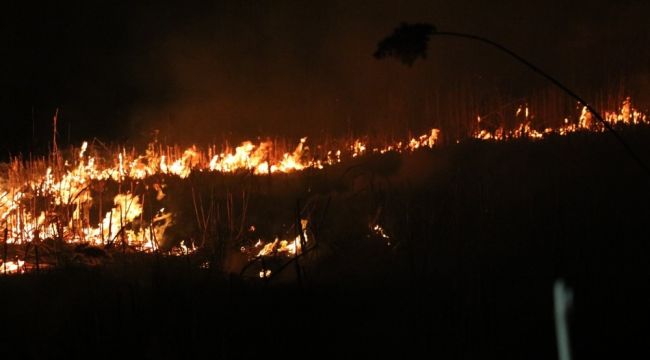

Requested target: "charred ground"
[{"left": 1, "top": 127, "right": 649, "bottom": 358}]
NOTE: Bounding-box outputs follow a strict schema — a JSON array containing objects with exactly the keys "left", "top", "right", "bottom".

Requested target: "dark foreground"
[{"left": 1, "top": 129, "right": 650, "bottom": 359}]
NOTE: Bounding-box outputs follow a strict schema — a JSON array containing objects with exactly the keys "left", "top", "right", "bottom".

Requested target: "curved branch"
[{"left": 435, "top": 31, "right": 650, "bottom": 175}]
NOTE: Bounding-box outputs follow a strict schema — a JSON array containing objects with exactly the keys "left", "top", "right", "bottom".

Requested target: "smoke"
[
  {"left": 122, "top": 0, "right": 650, "bottom": 146},
  {"left": 2, "top": 0, "right": 648, "bottom": 155}
]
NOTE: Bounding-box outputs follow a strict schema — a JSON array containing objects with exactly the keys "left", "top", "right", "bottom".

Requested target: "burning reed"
[{"left": 0, "top": 97, "right": 646, "bottom": 275}]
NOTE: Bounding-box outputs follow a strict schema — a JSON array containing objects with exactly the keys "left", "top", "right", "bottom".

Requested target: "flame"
[
  {"left": 371, "top": 224, "right": 391, "bottom": 246},
  {"left": 473, "top": 98, "right": 648, "bottom": 141},
  {"left": 255, "top": 219, "right": 309, "bottom": 257},
  {"left": 2, "top": 260, "right": 25, "bottom": 274},
  {"left": 0, "top": 97, "right": 646, "bottom": 273}
]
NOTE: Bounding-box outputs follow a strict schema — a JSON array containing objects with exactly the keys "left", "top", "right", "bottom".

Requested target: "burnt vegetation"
[
  {"left": 1, "top": 0, "right": 650, "bottom": 357},
  {"left": 1, "top": 126, "right": 649, "bottom": 358},
  {"left": 373, "top": 22, "right": 436, "bottom": 66}
]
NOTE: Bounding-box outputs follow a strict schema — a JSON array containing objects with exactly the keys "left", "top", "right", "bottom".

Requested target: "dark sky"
[{"left": 1, "top": 0, "right": 649, "bottom": 156}]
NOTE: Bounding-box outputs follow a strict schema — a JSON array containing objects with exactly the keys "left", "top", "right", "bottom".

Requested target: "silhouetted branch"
[{"left": 374, "top": 23, "right": 650, "bottom": 176}]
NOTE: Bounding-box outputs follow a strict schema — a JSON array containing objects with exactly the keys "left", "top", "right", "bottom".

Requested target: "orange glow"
[
  {"left": 472, "top": 98, "right": 647, "bottom": 141},
  {"left": 0, "top": 97, "right": 646, "bottom": 273},
  {"left": 1, "top": 260, "right": 25, "bottom": 274}
]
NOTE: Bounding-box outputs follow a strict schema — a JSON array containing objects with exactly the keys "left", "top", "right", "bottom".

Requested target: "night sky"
[{"left": 2, "top": 0, "right": 648, "bottom": 158}]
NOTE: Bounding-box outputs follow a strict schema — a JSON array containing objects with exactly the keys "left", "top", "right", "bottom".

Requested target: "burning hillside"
[{"left": 0, "top": 98, "right": 647, "bottom": 275}]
